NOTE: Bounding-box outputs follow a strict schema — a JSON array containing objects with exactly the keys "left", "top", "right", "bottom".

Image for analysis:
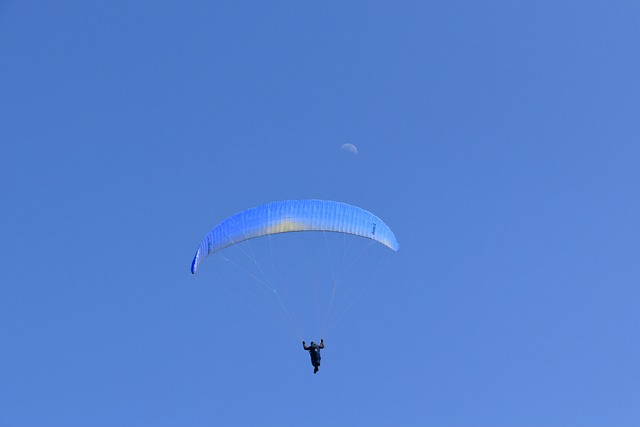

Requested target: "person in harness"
[{"left": 302, "top": 339, "right": 324, "bottom": 374}]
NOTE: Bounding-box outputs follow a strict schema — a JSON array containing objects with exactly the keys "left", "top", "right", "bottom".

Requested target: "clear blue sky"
[{"left": 1, "top": 1, "right": 639, "bottom": 426}]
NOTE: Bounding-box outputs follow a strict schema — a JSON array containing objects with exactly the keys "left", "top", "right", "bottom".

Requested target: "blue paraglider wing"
[{"left": 191, "top": 199, "right": 399, "bottom": 274}]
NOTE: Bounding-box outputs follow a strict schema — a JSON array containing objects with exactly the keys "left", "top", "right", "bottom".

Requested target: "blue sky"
[{"left": 1, "top": 1, "right": 639, "bottom": 426}]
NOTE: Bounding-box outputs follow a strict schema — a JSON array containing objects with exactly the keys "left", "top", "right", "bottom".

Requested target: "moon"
[{"left": 340, "top": 143, "right": 359, "bottom": 156}]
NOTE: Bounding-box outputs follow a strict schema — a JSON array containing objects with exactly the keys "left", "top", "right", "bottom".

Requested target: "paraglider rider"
[{"left": 302, "top": 339, "right": 324, "bottom": 374}]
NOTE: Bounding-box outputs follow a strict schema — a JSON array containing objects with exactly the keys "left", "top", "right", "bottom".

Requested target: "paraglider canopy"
[{"left": 191, "top": 199, "right": 399, "bottom": 274}]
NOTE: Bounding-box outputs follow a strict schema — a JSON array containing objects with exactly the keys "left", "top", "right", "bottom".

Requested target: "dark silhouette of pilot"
[{"left": 302, "top": 339, "right": 324, "bottom": 374}]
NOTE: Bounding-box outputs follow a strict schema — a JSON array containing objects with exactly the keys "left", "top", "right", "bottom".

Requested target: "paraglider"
[{"left": 190, "top": 199, "right": 399, "bottom": 373}]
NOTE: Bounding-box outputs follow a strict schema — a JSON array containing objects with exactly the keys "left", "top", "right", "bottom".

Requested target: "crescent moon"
[{"left": 340, "top": 143, "right": 359, "bottom": 156}]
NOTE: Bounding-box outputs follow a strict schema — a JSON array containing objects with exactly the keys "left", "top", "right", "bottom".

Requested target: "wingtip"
[{"left": 190, "top": 254, "right": 198, "bottom": 274}]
